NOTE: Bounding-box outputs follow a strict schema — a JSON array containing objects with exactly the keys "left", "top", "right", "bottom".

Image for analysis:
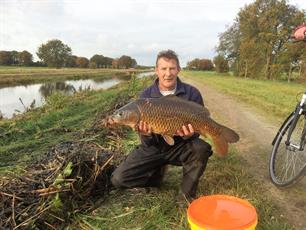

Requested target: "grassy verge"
[
  {"left": 74, "top": 147, "right": 292, "bottom": 230},
  {"left": 182, "top": 70, "right": 305, "bottom": 121},
  {"left": 0, "top": 66, "right": 146, "bottom": 86},
  {"left": 0, "top": 75, "right": 153, "bottom": 175},
  {"left": 0, "top": 71, "right": 296, "bottom": 229}
]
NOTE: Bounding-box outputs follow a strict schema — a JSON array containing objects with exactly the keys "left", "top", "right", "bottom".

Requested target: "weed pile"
[
  {"left": 0, "top": 140, "right": 120, "bottom": 229},
  {"left": 0, "top": 94, "right": 132, "bottom": 229}
]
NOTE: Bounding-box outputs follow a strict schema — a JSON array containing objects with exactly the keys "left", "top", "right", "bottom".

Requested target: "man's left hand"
[{"left": 176, "top": 124, "right": 194, "bottom": 137}]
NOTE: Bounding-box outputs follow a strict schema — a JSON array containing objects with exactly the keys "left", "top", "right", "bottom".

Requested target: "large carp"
[{"left": 107, "top": 95, "right": 239, "bottom": 156}]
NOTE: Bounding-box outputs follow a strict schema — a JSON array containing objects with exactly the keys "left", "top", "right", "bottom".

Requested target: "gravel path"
[{"left": 183, "top": 76, "right": 306, "bottom": 229}]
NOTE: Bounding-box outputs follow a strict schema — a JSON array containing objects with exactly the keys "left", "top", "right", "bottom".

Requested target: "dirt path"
[{"left": 183, "top": 77, "right": 306, "bottom": 229}]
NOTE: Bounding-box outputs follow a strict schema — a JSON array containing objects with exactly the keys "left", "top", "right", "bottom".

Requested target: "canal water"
[{"left": 0, "top": 72, "right": 154, "bottom": 118}]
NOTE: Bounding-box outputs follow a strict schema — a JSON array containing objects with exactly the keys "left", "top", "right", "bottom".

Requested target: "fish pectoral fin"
[{"left": 162, "top": 135, "right": 175, "bottom": 145}]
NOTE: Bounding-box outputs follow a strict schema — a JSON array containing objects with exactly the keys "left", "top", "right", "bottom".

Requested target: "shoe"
[
  {"left": 125, "top": 187, "right": 148, "bottom": 194},
  {"left": 125, "top": 187, "right": 160, "bottom": 194},
  {"left": 176, "top": 193, "right": 195, "bottom": 209},
  {"left": 146, "top": 187, "right": 160, "bottom": 194}
]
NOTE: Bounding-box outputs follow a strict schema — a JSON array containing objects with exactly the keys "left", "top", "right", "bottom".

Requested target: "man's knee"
[
  {"left": 191, "top": 139, "right": 213, "bottom": 161},
  {"left": 111, "top": 169, "right": 125, "bottom": 188}
]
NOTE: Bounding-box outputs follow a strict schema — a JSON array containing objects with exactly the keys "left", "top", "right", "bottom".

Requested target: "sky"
[{"left": 0, "top": 0, "right": 305, "bottom": 67}]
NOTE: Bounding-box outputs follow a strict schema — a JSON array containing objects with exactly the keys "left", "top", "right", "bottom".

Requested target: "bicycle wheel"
[{"left": 270, "top": 112, "right": 306, "bottom": 186}]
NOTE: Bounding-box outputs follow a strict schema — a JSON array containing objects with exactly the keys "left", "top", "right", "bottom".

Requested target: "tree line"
[
  {"left": 0, "top": 39, "right": 137, "bottom": 69},
  {"left": 0, "top": 50, "right": 34, "bottom": 66},
  {"left": 186, "top": 56, "right": 229, "bottom": 73},
  {"left": 216, "top": 0, "right": 306, "bottom": 81}
]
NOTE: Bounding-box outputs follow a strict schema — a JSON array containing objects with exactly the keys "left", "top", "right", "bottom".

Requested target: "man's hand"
[
  {"left": 137, "top": 120, "right": 152, "bottom": 135},
  {"left": 176, "top": 124, "right": 194, "bottom": 137},
  {"left": 293, "top": 25, "right": 306, "bottom": 41}
]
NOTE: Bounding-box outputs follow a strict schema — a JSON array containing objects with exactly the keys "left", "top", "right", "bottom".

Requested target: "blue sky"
[{"left": 0, "top": 0, "right": 305, "bottom": 66}]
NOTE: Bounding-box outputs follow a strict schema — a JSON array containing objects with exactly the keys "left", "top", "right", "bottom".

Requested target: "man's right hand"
[{"left": 137, "top": 120, "right": 152, "bottom": 135}]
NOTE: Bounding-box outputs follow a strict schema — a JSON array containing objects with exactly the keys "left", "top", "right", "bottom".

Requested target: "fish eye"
[{"left": 118, "top": 111, "right": 123, "bottom": 116}]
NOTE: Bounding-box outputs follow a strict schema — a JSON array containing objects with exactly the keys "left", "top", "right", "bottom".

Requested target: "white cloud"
[{"left": 0, "top": 0, "right": 305, "bottom": 66}]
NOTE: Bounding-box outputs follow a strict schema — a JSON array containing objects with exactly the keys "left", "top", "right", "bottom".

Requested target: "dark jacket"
[{"left": 139, "top": 77, "right": 204, "bottom": 150}]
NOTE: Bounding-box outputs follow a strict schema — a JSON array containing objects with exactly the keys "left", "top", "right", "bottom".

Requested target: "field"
[
  {"left": 1, "top": 69, "right": 305, "bottom": 229},
  {"left": 182, "top": 70, "right": 305, "bottom": 120},
  {"left": 0, "top": 66, "right": 145, "bottom": 86}
]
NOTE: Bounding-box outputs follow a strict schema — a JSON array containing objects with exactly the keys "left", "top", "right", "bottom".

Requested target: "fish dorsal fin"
[
  {"left": 162, "top": 95, "right": 210, "bottom": 117},
  {"left": 162, "top": 135, "right": 175, "bottom": 145}
]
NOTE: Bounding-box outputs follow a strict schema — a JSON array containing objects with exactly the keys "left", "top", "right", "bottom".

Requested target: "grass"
[
  {"left": 0, "top": 69, "right": 300, "bottom": 229},
  {"left": 0, "top": 75, "right": 153, "bottom": 175},
  {"left": 74, "top": 148, "right": 292, "bottom": 230},
  {"left": 182, "top": 70, "right": 305, "bottom": 121}
]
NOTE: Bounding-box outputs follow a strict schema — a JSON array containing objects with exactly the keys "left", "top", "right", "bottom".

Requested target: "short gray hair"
[{"left": 156, "top": 49, "right": 180, "bottom": 69}]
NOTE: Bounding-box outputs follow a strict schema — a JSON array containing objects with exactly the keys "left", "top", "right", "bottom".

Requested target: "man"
[{"left": 111, "top": 50, "right": 212, "bottom": 205}]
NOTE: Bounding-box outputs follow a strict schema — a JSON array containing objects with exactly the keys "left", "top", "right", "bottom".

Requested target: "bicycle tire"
[{"left": 269, "top": 112, "right": 306, "bottom": 187}]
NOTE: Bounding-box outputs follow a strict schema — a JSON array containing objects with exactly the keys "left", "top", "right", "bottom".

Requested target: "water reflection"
[
  {"left": 39, "top": 82, "right": 76, "bottom": 98},
  {"left": 0, "top": 72, "right": 153, "bottom": 119}
]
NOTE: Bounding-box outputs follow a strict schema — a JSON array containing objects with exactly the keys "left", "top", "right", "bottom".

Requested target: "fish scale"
[
  {"left": 109, "top": 95, "right": 239, "bottom": 156},
  {"left": 138, "top": 98, "right": 218, "bottom": 136}
]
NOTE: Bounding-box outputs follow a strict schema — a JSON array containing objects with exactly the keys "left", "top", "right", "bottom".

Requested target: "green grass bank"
[
  {"left": 182, "top": 70, "right": 305, "bottom": 121},
  {"left": 0, "top": 72, "right": 299, "bottom": 229}
]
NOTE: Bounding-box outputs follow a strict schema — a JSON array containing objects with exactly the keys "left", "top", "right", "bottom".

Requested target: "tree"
[
  {"left": 278, "top": 42, "right": 306, "bottom": 82},
  {"left": 213, "top": 55, "right": 229, "bottom": 73},
  {"left": 199, "top": 59, "right": 214, "bottom": 71},
  {"left": 186, "top": 58, "right": 214, "bottom": 71},
  {"left": 118, "top": 55, "right": 133, "bottom": 68},
  {"left": 216, "top": 0, "right": 305, "bottom": 80},
  {"left": 76, "top": 57, "right": 89, "bottom": 68},
  {"left": 90, "top": 54, "right": 104, "bottom": 68},
  {"left": 18, "top": 50, "right": 33, "bottom": 66},
  {"left": 11, "top": 50, "right": 19, "bottom": 65},
  {"left": 37, "top": 39, "right": 72, "bottom": 68},
  {"left": 104, "top": 57, "right": 113, "bottom": 68},
  {"left": 112, "top": 59, "right": 119, "bottom": 69},
  {"left": 66, "top": 55, "right": 77, "bottom": 67},
  {"left": 217, "top": 22, "right": 241, "bottom": 74},
  {"left": 131, "top": 58, "right": 137, "bottom": 68},
  {"left": 187, "top": 58, "right": 200, "bottom": 70},
  {"left": 0, "top": 51, "right": 12, "bottom": 65}
]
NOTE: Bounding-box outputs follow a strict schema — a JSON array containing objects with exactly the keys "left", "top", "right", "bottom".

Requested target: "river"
[{"left": 0, "top": 72, "right": 154, "bottom": 119}]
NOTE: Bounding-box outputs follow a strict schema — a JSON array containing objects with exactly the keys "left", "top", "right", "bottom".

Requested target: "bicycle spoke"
[{"left": 270, "top": 113, "right": 306, "bottom": 186}]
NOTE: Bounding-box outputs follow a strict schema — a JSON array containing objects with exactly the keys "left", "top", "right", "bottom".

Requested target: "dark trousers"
[{"left": 111, "top": 138, "right": 212, "bottom": 198}]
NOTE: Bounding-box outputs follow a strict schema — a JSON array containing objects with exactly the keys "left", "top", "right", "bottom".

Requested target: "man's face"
[{"left": 155, "top": 57, "right": 180, "bottom": 91}]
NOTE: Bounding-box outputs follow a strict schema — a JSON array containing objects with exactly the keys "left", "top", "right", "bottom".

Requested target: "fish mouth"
[{"left": 105, "top": 116, "right": 118, "bottom": 125}]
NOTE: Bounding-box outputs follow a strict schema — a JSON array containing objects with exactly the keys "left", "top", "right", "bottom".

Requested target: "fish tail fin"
[
  {"left": 201, "top": 125, "right": 239, "bottom": 156},
  {"left": 220, "top": 125, "right": 240, "bottom": 143},
  {"left": 212, "top": 135, "right": 228, "bottom": 157}
]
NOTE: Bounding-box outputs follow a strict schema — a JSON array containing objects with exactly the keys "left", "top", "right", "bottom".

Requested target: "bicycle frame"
[
  {"left": 300, "top": 120, "right": 306, "bottom": 151},
  {"left": 284, "top": 92, "right": 306, "bottom": 151},
  {"left": 272, "top": 111, "right": 294, "bottom": 146}
]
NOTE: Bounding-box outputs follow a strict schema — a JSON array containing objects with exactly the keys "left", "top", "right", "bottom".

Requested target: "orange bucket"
[{"left": 187, "top": 195, "right": 257, "bottom": 230}]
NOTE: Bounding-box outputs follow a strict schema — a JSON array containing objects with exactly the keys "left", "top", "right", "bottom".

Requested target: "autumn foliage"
[
  {"left": 186, "top": 58, "right": 214, "bottom": 71},
  {"left": 216, "top": 0, "right": 306, "bottom": 81}
]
